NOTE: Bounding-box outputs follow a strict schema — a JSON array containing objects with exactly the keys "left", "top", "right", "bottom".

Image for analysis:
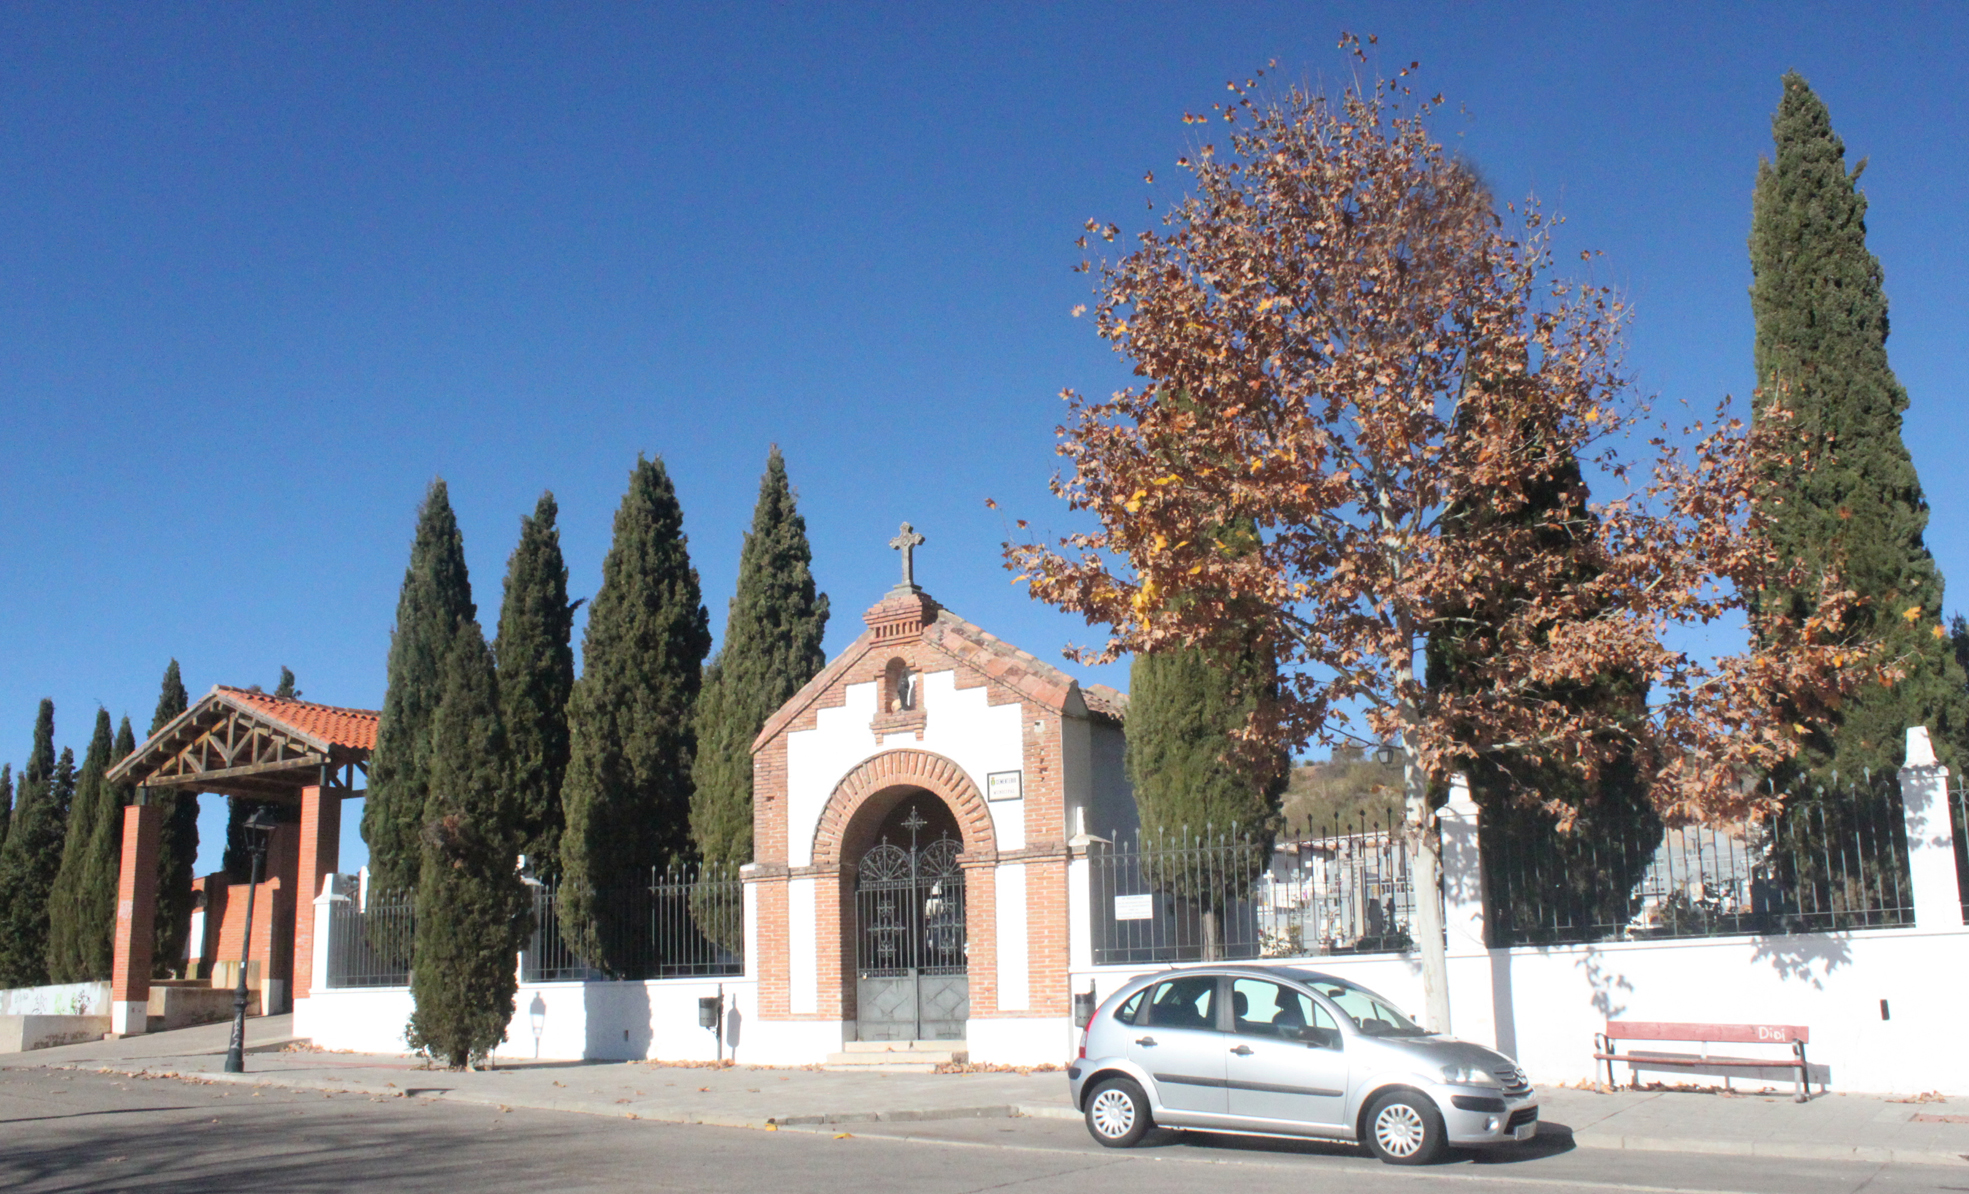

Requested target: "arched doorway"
[{"left": 853, "top": 791, "right": 968, "bottom": 1041}]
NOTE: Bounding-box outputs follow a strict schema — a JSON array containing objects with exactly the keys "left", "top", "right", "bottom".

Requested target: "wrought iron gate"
[{"left": 854, "top": 811, "right": 968, "bottom": 1041}]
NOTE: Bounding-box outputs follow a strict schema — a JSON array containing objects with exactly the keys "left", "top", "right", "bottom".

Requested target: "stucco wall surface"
[
  {"left": 296, "top": 977, "right": 760, "bottom": 1063},
  {"left": 785, "top": 670, "right": 1024, "bottom": 866}
]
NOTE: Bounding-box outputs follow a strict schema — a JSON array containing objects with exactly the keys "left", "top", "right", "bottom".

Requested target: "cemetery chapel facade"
[{"left": 740, "top": 528, "right": 1134, "bottom": 1062}]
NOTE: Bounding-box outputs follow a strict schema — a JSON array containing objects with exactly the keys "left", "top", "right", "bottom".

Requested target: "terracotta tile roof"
[
  {"left": 1082, "top": 683, "right": 1129, "bottom": 723},
  {"left": 753, "top": 589, "right": 1113, "bottom": 751},
  {"left": 216, "top": 686, "right": 380, "bottom": 752},
  {"left": 920, "top": 609, "right": 1082, "bottom": 713}
]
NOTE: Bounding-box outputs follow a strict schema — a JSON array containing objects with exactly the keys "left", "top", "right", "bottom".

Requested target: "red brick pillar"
[
  {"left": 110, "top": 798, "right": 162, "bottom": 1036},
  {"left": 291, "top": 783, "right": 340, "bottom": 1000}
]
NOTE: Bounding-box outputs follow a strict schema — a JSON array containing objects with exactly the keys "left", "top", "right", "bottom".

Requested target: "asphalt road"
[{"left": 0, "top": 1069, "right": 1961, "bottom": 1194}]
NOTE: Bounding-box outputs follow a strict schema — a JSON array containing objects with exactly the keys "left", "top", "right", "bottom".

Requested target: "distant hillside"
[{"left": 1283, "top": 747, "right": 1405, "bottom": 837}]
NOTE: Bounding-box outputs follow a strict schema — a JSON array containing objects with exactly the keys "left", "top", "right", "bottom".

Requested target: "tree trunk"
[
  {"left": 1406, "top": 754, "right": 1451, "bottom": 1034},
  {"left": 1201, "top": 905, "right": 1222, "bottom": 961}
]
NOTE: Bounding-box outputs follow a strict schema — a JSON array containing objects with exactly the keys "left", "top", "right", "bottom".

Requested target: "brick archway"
[
  {"left": 811, "top": 750, "right": 1002, "bottom": 1029},
  {"left": 812, "top": 749, "right": 997, "bottom": 870}
]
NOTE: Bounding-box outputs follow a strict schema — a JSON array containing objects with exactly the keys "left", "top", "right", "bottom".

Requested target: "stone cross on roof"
[{"left": 889, "top": 522, "right": 926, "bottom": 590}]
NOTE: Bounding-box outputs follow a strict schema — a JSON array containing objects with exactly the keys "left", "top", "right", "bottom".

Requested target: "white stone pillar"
[
  {"left": 1066, "top": 816, "right": 1097, "bottom": 975},
  {"left": 310, "top": 873, "right": 350, "bottom": 996},
  {"left": 1437, "top": 774, "right": 1495, "bottom": 1045},
  {"left": 1439, "top": 775, "right": 1488, "bottom": 958},
  {"left": 1899, "top": 726, "right": 1965, "bottom": 930},
  {"left": 740, "top": 867, "right": 760, "bottom": 979}
]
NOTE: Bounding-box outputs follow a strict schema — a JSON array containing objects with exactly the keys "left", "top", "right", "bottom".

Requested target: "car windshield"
[{"left": 1306, "top": 978, "right": 1429, "bottom": 1037}]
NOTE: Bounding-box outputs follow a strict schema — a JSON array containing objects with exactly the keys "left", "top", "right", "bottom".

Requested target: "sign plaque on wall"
[
  {"left": 1113, "top": 894, "right": 1155, "bottom": 921},
  {"left": 986, "top": 770, "right": 1023, "bottom": 802}
]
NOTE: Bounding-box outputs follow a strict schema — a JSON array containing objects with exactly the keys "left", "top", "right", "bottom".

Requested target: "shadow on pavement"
[
  {"left": 1466, "top": 1122, "right": 1577, "bottom": 1163},
  {"left": 1136, "top": 1120, "right": 1576, "bottom": 1167},
  {"left": 0, "top": 1105, "right": 207, "bottom": 1127}
]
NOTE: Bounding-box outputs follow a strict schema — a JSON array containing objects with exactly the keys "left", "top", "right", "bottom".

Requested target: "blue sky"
[{"left": 2, "top": 3, "right": 1963, "bottom": 875}]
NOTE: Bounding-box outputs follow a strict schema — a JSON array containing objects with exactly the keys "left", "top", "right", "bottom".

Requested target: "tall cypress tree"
[
  {"left": 1425, "top": 425, "right": 1661, "bottom": 944},
  {"left": 561, "top": 456, "right": 711, "bottom": 973},
  {"left": 148, "top": 661, "right": 198, "bottom": 974},
  {"left": 493, "top": 492, "right": 578, "bottom": 879},
  {"left": 275, "top": 668, "right": 299, "bottom": 699},
  {"left": 0, "top": 702, "right": 62, "bottom": 987},
  {"left": 366, "top": 480, "right": 477, "bottom": 895},
  {"left": 690, "top": 448, "right": 830, "bottom": 874},
  {"left": 93, "top": 717, "right": 136, "bottom": 978},
  {"left": 1125, "top": 631, "right": 1287, "bottom": 958},
  {"left": 47, "top": 710, "right": 117, "bottom": 982},
  {"left": 407, "top": 619, "right": 529, "bottom": 1068},
  {"left": 0, "top": 765, "right": 12, "bottom": 852},
  {"left": 1751, "top": 72, "right": 1969, "bottom": 782}
]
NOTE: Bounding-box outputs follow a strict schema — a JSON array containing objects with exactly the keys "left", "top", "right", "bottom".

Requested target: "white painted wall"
[
  {"left": 788, "top": 875, "right": 818, "bottom": 1015},
  {"left": 993, "top": 864, "right": 1029, "bottom": 1011},
  {"left": 297, "top": 977, "right": 762, "bottom": 1063},
  {"left": 969, "top": 1016, "right": 1067, "bottom": 1065},
  {"left": 784, "top": 669, "right": 1026, "bottom": 866},
  {"left": 1066, "top": 924, "right": 1969, "bottom": 1096},
  {"left": 0, "top": 981, "right": 109, "bottom": 1016}
]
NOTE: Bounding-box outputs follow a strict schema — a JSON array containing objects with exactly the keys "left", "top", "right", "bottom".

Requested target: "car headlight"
[{"left": 1440, "top": 1064, "right": 1500, "bottom": 1086}]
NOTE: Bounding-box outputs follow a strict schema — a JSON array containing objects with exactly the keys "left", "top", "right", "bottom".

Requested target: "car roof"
[{"left": 1126, "top": 963, "right": 1345, "bottom": 986}]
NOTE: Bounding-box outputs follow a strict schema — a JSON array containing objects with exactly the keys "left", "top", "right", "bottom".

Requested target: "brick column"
[
  {"left": 110, "top": 799, "right": 163, "bottom": 1036},
  {"left": 291, "top": 783, "right": 341, "bottom": 999}
]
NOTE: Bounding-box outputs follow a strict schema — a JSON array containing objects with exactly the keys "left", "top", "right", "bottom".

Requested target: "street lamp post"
[{"left": 223, "top": 806, "right": 281, "bottom": 1074}]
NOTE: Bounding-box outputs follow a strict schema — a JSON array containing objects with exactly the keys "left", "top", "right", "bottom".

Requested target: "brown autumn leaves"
[{"left": 1006, "top": 54, "right": 1886, "bottom": 827}]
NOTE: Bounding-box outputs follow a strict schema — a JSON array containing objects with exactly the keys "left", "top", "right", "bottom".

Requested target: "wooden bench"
[{"left": 1593, "top": 1020, "right": 1815, "bottom": 1102}]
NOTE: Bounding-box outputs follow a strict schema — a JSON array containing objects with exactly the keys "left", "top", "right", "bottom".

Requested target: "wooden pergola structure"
[{"left": 104, "top": 686, "right": 376, "bottom": 1036}]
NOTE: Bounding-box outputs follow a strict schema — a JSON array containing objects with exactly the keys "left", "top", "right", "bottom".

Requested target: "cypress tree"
[
  {"left": 0, "top": 765, "right": 11, "bottom": 852},
  {"left": 561, "top": 456, "right": 711, "bottom": 973},
  {"left": 275, "top": 667, "right": 299, "bottom": 699},
  {"left": 0, "top": 703, "right": 62, "bottom": 987},
  {"left": 148, "top": 661, "right": 198, "bottom": 974},
  {"left": 93, "top": 717, "right": 136, "bottom": 979},
  {"left": 47, "top": 710, "right": 117, "bottom": 982},
  {"left": 690, "top": 448, "right": 830, "bottom": 877},
  {"left": 407, "top": 619, "right": 529, "bottom": 1068},
  {"left": 493, "top": 492, "right": 578, "bottom": 879},
  {"left": 1751, "top": 72, "right": 1969, "bottom": 781},
  {"left": 1125, "top": 634, "right": 1287, "bottom": 958},
  {"left": 1425, "top": 428, "right": 1661, "bottom": 944},
  {"left": 366, "top": 480, "right": 477, "bottom": 895}
]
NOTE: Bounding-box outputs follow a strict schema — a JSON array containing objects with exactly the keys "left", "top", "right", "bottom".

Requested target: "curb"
[{"left": 1569, "top": 1132, "right": 1969, "bottom": 1169}]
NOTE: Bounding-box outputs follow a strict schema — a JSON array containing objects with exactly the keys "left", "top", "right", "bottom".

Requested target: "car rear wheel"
[
  {"left": 1365, "top": 1089, "right": 1447, "bottom": 1165},
  {"left": 1083, "top": 1077, "right": 1153, "bottom": 1148}
]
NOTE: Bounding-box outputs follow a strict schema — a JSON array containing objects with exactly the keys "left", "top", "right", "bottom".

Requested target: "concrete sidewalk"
[{"left": 6, "top": 1019, "right": 1967, "bottom": 1168}]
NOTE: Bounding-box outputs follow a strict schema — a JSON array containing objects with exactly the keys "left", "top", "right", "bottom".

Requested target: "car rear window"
[{"left": 1113, "top": 990, "right": 1146, "bottom": 1025}]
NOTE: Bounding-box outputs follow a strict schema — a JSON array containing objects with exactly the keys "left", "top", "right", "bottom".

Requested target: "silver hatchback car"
[{"left": 1067, "top": 965, "right": 1537, "bottom": 1164}]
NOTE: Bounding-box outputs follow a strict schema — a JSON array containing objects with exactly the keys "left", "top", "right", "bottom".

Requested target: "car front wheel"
[
  {"left": 1364, "top": 1089, "right": 1447, "bottom": 1165},
  {"left": 1083, "top": 1077, "right": 1153, "bottom": 1148}
]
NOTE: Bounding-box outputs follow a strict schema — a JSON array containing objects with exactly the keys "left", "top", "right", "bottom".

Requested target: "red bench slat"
[{"left": 1603, "top": 1020, "right": 1808, "bottom": 1045}]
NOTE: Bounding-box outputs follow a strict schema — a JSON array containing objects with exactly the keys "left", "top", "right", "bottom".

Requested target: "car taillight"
[{"left": 1077, "top": 1028, "right": 1087, "bottom": 1060}]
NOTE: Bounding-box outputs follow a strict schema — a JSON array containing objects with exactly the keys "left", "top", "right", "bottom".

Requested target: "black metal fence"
[
  {"left": 522, "top": 866, "right": 744, "bottom": 982},
  {"left": 324, "top": 890, "right": 414, "bottom": 988},
  {"left": 1487, "top": 783, "right": 1916, "bottom": 947},
  {"left": 323, "top": 866, "right": 743, "bottom": 987},
  {"left": 1088, "top": 816, "right": 1415, "bottom": 966}
]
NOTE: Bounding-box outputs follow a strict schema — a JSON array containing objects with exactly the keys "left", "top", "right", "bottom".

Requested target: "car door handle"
[
  {"left": 1134, "top": 1036, "right": 1157, "bottom": 1047},
  {"left": 1229, "top": 1045, "right": 1254, "bottom": 1056}
]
